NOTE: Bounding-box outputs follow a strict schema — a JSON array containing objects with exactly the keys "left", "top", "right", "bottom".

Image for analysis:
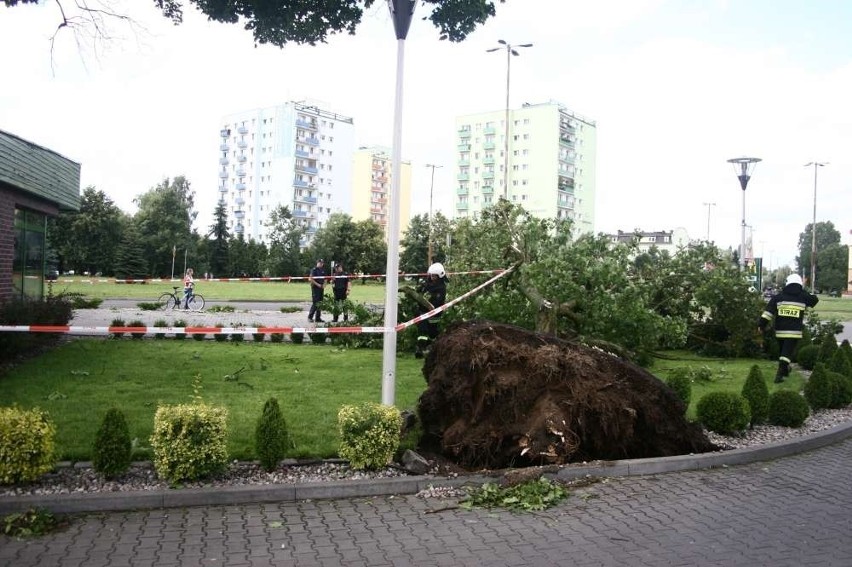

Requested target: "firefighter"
[
  {"left": 415, "top": 262, "right": 448, "bottom": 358},
  {"left": 758, "top": 273, "right": 819, "bottom": 383}
]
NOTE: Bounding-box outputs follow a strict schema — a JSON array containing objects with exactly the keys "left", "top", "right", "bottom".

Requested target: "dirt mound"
[{"left": 417, "top": 321, "right": 717, "bottom": 469}]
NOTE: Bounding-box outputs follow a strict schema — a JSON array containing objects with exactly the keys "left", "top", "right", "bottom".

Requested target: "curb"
[{"left": 3, "top": 420, "right": 851, "bottom": 515}]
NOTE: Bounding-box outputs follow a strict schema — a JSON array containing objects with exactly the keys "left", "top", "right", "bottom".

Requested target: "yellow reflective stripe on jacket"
[
  {"left": 761, "top": 311, "right": 773, "bottom": 321},
  {"left": 776, "top": 301, "right": 806, "bottom": 319},
  {"left": 776, "top": 330, "right": 803, "bottom": 339}
]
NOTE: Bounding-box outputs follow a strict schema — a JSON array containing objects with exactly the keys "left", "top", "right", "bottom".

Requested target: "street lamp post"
[
  {"left": 727, "top": 157, "right": 761, "bottom": 269},
  {"left": 486, "top": 39, "right": 532, "bottom": 200},
  {"left": 804, "top": 161, "right": 828, "bottom": 292},
  {"left": 425, "top": 163, "right": 442, "bottom": 266},
  {"left": 702, "top": 202, "right": 716, "bottom": 242}
]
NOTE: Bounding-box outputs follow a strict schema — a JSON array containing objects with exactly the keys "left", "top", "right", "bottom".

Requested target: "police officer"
[
  {"left": 758, "top": 273, "right": 819, "bottom": 383},
  {"left": 331, "top": 263, "right": 351, "bottom": 322},
  {"left": 307, "top": 258, "right": 326, "bottom": 323},
  {"left": 415, "top": 262, "right": 448, "bottom": 358}
]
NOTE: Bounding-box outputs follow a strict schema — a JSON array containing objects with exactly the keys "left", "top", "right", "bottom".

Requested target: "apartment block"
[
  {"left": 454, "top": 100, "right": 597, "bottom": 233},
  {"left": 218, "top": 101, "right": 355, "bottom": 245},
  {"left": 350, "top": 146, "right": 412, "bottom": 241}
]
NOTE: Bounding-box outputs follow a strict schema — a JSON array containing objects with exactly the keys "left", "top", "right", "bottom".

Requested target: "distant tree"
[
  {"left": 306, "top": 213, "right": 358, "bottom": 269},
  {"left": 265, "top": 204, "right": 303, "bottom": 277},
  {"left": 207, "top": 201, "right": 230, "bottom": 277},
  {"left": 399, "top": 212, "right": 451, "bottom": 274},
  {"left": 48, "top": 186, "right": 125, "bottom": 276},
  {"left": 815, "top": 244, "right": 850, "bottom": 293},
  {"left": 114, "top": 224, "right": 148, "bottom": 279},
  {"left": 228, "top": 234, "right": 268, "bottom": 277},
  {"left": 351, "top": 220, "right": 388, "bottom": 276},
  {"left": 6, "top": 0, "right": 507, "bottom": 47},
  {"left": 797, "top": 221, "right": 841, "bottom": 289},
  {"left": 134, "top": 176, "right": 196, "bottom": 276}
]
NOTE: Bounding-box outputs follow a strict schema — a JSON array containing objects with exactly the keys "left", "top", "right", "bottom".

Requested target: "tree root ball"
[{"left": 417, "top": 321, "right": 718, "bottom": 469}]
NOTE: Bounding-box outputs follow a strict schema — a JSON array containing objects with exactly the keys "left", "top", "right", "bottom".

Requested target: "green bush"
[
  {"left": 153, "top": 319, "right": 168, "bottom": 340},
  {"left": 150, "top": 403, "right": 229, "bottom": 483},
  {"left": 127, "top": 319, "right": 146, "bottom": 340},
  {"left": 817, "top": 333, "right": 838, "bottom": 363},
  {"left": 0, "top": 295, "right": 73, "bottom": 359},
  {"left": 110, "top": 318, "right": 126, "bottom": 339},
  {"left": 270, "top": 333, "right": 284, "bottom": 343},
  {"left": 741, "top": 365, "right": 769, "bottom": 427},
  {"left": 251, "top": 323, "right": 265, "bottom": 343},
  {"left": 829, "top": 371, "right": 852, "bottom": 408},
  {"left": 664, "top": 371, "right": 691, "bottom": 407},
  {"left": 804, "top": 363, "right": 834, "bottom": 410},
  {"left": 254, "top": 398, "right": 290, "bottom": 472},
  {"left": 695, "top": 392, "right": 751, "bottom": 435},
  {"left": 768, "top": 390, "right": 809, "bottom": 427},
  {"left": 213, "top": 324, "right": 228, "bottom": 342},
  {"left": 796, "top": 344, "right": 819, "bottom": 371},
  {"left": 0, "top": 407, "right": 56, "bottom": 484},
  {"left": 290, "top": 332, "right": 305, "bottom": 344},
  {"left": 828, "top": 348, "right": 852, "bottom": 378},
  {"left": 338, "top": 402, "right": 402, "bottom": 470},
  {"left": 230, "top": 331, "right": 245, "bottom": 342},
  {"left": 792, "top": 327, "right": 813, "bottom": 362},
  {"left": 308, "top": 332, "right": 327, "bottom": 344},
  {"left": 192, "top": 330, "right": 206, "bottom": 341},
  {"left": 841, "top": 339, "right": 852, "bottom": 368},
  {"left": 92, "top": 408, "right": 132, "bottom": 479},
  {"left": 172, "top": 319, "right": 187, "bottom": 340}
]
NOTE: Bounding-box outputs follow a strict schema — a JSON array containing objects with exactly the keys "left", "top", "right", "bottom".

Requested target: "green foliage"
[
  {"left": 270, "top": 333, "right": 285, "bottom": 343},
  {"left": 134, "top": 176, "right": 196, "bottom": 277},
  {"left": 150, "top": 401, "right": 229, "bottom": 483},
  {"left": 290, "top": 332, "right": 305, "bottom": 344},
  {"left": 207, "top": 305, "right": 236, "bottom": 313},
  {"left": 664, "top": 371, "right": 692, "bottom": 407},
  {"left": 695, "top": 392, "right": 751, "bottom": 435},
  {"left": 61, "top": 293, "right": 103, "bottom": 309},
  {"left": 153, "top": 319, "right": 168, "bottom": 340},
  {"left": 804, "top": 363, "right": 835, "bottom": 410},
  {"left": 0, "top": 295, "right": 73, "bottom": 359},
  {"left": 207, "top": 200, "right": 231, "bottom": 276},
  {"left": 337, "top": 402, "right": 402, "bottom": 471},
  {"left": 792, "top": 326, "right": 812, "bottom": 362},
  {"left": 110, "top": 318, "right": 126, "bottom": 339},
  {"left": 829, "top": 371, "right": 852, "bottom": 408},
  {"left": 2, "top": 508, "right": 61, "bottom": 538},
  {"left": 796, "top": 344, "right": 819, "bottom": 371},
  {"left": 254, "top": 398, "right": 291, "bottom": 472},
  {"left": 92, "top": 408, "right": 132, "bottom": 479},
  {"left": 828, "top": 348, "right": 852, "bottom": 377},
  {"left": 114, "top": 223, "right": 149, "bottom": 279},
  {"left": 173, "top": 319, "right": 187, "bottom": 340},
  {"left": 128, "top": 319, "right": 146, "bottom": 339},
  {"left": 741, "top": 365, "right": 770, "bottom": 426},
  {"left": 817, "top": 329, "right": 839, "bottom": 362},
  {"left": 768, "top": 390, "right": 810, "bottom": 428},
  {"left": 0, "top": 407, "right": 56, "bottom": 484},
  {"left": 251, "top": 323, "right": 265, "bottom": 342},
  {"left": 308, "top": 332, "right": 327, "bottom": 344},
  {"left": 230, "top": 331, "right": 245, "bottom": 342},
  {"left": 192, "top": 330, "right": 206, "bottom": 341},
  {"left": 136, "top": 302, "right": 161, "bottom": 311},
  {"left": 461, "top": 478, "right": 569, "bottom": 512},
  {"left": 213, "top": 324, "right": 228, "bottom": 342}
]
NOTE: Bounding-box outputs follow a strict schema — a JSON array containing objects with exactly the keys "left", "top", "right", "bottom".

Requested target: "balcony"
[
  {"left": 371, "top": 197, "right": 387, "bottom": 204},
  {"left": 304, "top": 137, "right": 320, "bottom": 146},
  {"left": 296, "top": 118, "right": 317, "bottom": 130},
  {"left": 482, "top": 185, "right": 494, "bottom": 194},
  {"left": 458, "top": 129, "right": 471, "bottom": 138},
  {"left": 219, "top": 171, "right": 229, "bottom": 179},
  {"left": 457, "top": 187, "right": 468, "bottom": 195},
  {"left": 234, "top": 223, "right": 244, "bottom": 234},
  {"left": 483, "top": 141, "right": 496, "bottom": 150},
  {"left": 484, "top": 126, "right": 497, "bottom": 134},
  {"left": 370, "top": 207, "right": 384, "bottom": 214},
  {"left": 483, "top": 171, "right": 494, "bottom": 179},
  {"left": 237, "top": 126, "right": 248, "bottom": 135},
  {"left": 457, "top": 173, "right": 469, "bottom": 181},
  {"left": 234, "top": 210, "right": 245, "bottom": 219},
  {"left": 220, "top": 143, "right": 229, "bottom": 151},
  {"left": 457, "top": 202, "right": 469, "bottom": 210},
  {"left": 237, "top": 155, "right": 247, "bottom": 163},
  {"left": 458, "top": 159, "right": 470, "bottom": 167},
  {"left": 293, "top": 210, "right": 308, "bottom": 218},
  {"left": 218, "top": 185, "right": 228, "bottom": 193},
  {"left": 293, "top": 179, "right": 309, "bottom": 188},
  {"left": 236, "top": 182, "right": 246, "bottom": 191},
  {"left": 296, "top": 164, "right": 318, "bottom": 174},
  {"left": 237, "top": 140, "right": 248, "bottom": 149},
  {"left": 483, "top": 157, "right": 495, "bottom": 165},
  {"left": 235, "top": 197, "right": 245, "bottom": 206},
  {"left": 457, "top": 143, "right": 471, "bottom": 151},
  {"left": 236, "top": 169, "right": 246, "bottom": 177},
  {"left": 303, "top": 196, "right": 317, "bottom": 204},
  {"left": 219, "top": 157, "right": 229, "bottom": 166},
  {"left": 559, "top": 136, "right": 575, "bottom": 147},
  {"left": 295, "top": 149, "right": 310, "bottom": 158}
]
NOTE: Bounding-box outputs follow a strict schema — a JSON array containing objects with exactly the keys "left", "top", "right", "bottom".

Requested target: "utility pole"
[
  {"left": 702, "top": 202, "right": 716, "bottom": 242},
  {"left": 425, "top": 163, "right": 442, "bottom": 266},
  {"left": 804, "top": 161, "right": 828, "bottom": 292}
]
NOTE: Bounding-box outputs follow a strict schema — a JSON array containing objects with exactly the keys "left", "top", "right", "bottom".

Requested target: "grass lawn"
[
  {"left": 0, "top": 340, "right": 804, "bottom": 462},
  {"left": 813, "top": 296, "right": 852, "bottom": 321},
  {"left": 0, "top": 339, "right": 425, "bottom": 461},
  {"left": 49, "top": 278, "right": 390, "bottom": 303}
]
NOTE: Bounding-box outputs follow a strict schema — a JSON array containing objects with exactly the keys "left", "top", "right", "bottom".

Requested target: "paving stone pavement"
[{"left": 3, "top": 438, "right": 852, "bottom": 567}]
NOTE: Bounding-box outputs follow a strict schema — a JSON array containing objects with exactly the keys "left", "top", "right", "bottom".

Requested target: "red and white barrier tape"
[{"left": 58, "top": 269, "right": 504, "bottom": 284}]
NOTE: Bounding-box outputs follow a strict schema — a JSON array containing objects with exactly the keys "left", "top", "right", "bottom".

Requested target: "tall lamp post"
[
  {"left": 486, "top": 39, "right": 532, "bottom": 200},
  {"left": 804, "top": 161, "right": 828, "bottom": 292},
  {"left": 727, "top": 157, "right": 761, "bottom": 269},
  {"left": 702, "top": 202, "right": 716, "bottom": 242},
  {"left": 425, "top": 163, "right": 442, "bottom": 266}
]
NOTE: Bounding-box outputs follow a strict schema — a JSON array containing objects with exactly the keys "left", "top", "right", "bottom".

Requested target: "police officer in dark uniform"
[
  {"left": 758, "top": 273, "right": 819, "bottom": 383},
  {"left": 415, "top": 262, "right": 448, "bottom": 358},
  {"left": 331, "top": 263, "right": 351, "bottom": 322},
  {"left": 307, "top": 258, "right": 326, "bottom": 323}
]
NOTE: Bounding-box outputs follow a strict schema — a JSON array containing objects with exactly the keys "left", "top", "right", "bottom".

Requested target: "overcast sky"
[{"left": 1, "top": 0, "right": 850, "bottom": 270}]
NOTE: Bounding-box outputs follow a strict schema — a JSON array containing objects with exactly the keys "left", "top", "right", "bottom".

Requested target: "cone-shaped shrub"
[
  {"left": 796, "top": 344, "right": 819, "bottom": 371},
  {"left": 817, "top": 333, "right": 838, "bottom": 363},
  {"left": 741, "top": 365, "right": 769, "bottom": 427},
  {"left": 792, "top": 327, "right": 812, "bottom": 362},
  {"left": 829, "top": 348, "right": 852, "bottom": 378},
  {"left": 804, "top": 363, "right": 835, "bottom": 410},
  {"left": 829, "top": 371, "right": 852, "bottom": 408},
  {"left": 92, "top": 408, "right": 132, "bottom": 479},
  {"left": 664, "top": 370, "right": 691, "bottom": 408},
  {"left": 255, "top": 398, "right": 290, "bottom": 472},
  {"left": 695, "top": 392, "right": 751, "bottom": 435},
  {"left": 768, "top": 390, "right": 809, "bottom": 427}
]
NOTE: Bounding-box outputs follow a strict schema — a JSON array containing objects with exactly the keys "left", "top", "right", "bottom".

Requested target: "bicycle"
[{"left": 158, "top": 286, "right": 205, "bottom": 311}]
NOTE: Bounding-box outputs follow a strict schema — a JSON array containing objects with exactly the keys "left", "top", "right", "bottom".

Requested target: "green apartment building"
[{"left": 454, "top": 101, "right": 597, "bottom": 233}]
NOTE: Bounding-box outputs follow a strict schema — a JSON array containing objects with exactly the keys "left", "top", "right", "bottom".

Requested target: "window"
[{"left": 12, "top": 207, "right": 47, "bottom": 300}]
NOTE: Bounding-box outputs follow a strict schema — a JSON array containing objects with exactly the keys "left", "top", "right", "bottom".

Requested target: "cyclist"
[{"left": 183, "top": 268, "right": 195, "bottom": 309}]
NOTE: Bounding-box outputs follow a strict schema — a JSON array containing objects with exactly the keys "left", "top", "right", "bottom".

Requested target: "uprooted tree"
[{"left": 417, "top": 320, "right": 719, "bottom": 469}]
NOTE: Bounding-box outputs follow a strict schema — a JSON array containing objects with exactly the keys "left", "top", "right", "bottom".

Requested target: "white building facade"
[
  {"left": 606, "top": 228, "right": 692, "bottom": 256},
  {"left": 218, "top": 102, "right": 355, "bottom": 245},
  {"left": 454, "top": 101, "right": 597, "bottom": 233}
]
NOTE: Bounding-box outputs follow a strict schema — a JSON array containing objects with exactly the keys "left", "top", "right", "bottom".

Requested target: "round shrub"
[
  {"left": 768, "top": 390, "right": 809, "bottom": 427},
  {"left": 255, "top": 398, "right": 290, "bottom": 472},
  {"left": 829, "top": 371, "right": 852, "bottom": 408},
  {"left": 664, "top": 371, "right": 691, "bottom": 408},
  {"left": 0, "top": 407, "right": 56, "bottom": 484},
  {"left": 795, "top": 345, "right": 819, "bottom": 371},
  {"left": 695, "top": 392, "right": 751, "bottom": 435},
  {"left": 338, "top": 402, "right": 402, "bottom": 470},
  {"left": 741, "top": 365, "right": 769, "bottom": 426},
  {"left": 92, "top": 408, "right": 132, "bottom": 479},
  {"left": 150, "top": 403, "right": 229, "bottom": 483},
  {"left": 828, "top": 348, "right": 852, "bottom": 378},
  {"left": 803, "top": 363, "right": 834, "bottom": 410},
  {"left": 308, "top": 332, "right": 327, "bottom": 344},
  {"left": 270, "top": 333, "right": 284, "bottom": 343},
  {"left": 290, "top": 332, "right": 305, "bottom": 344},
  {"left": 128, "top": 319, "right": 146, "bottom": 339}
]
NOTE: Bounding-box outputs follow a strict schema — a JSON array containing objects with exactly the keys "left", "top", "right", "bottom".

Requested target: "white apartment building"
[
  {"left": 606, "top": 228, "right": 692, "bottom": 256},
  {"left": 454, "top": 100, "right": 597, "bottom": 233},
  {"left": 218, "top": 101, "right": 355, "bottom": 245},
  {"left": 350, "top": 146, "right": 412, "bottom": 242}
]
